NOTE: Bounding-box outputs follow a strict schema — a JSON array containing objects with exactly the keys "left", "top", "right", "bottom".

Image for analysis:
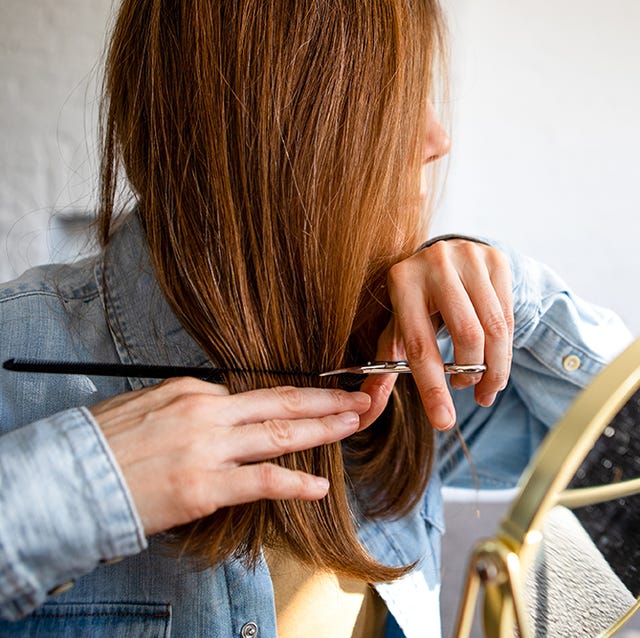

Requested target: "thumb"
[{"left": 358, "top": 319, "right": 404, "bottom": 430}]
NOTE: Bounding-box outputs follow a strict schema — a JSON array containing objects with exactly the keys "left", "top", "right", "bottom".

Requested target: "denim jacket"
[{"left": 0, "top": 214, "right": 632, "bottom": 637}]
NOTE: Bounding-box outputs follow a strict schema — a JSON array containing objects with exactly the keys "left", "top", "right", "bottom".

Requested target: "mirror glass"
[{"left": 522, "top": 389, "right": 640, "bottom": 637}]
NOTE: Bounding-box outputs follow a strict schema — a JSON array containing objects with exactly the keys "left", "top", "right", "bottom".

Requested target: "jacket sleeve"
[
  {"left": 0, "top": 407, "right": 147, "bottom": 621},
  {"left": 435, "top": 237, "right": 633, "bottom": 489}
]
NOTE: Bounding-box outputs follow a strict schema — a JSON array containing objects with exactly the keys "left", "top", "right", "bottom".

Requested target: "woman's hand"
[
  {"left": 360, "top": 239, "right": 514, "bottom": 431},
  {"left": 90, "top": 378, "right": 370, "bottom": 535}
]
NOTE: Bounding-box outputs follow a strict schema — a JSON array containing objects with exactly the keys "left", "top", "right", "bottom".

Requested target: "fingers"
[
  {"left": 213, "top": 464, "right": 331, "bottom": 509},
  {"left": 433, "top": 250, "right": 511, "bottom": 402},
  {"left": 215, "top": 385, "right": 371, "bottom": 427},
  {"left": 359, "top": 319, "right": 401, "bottom": 429},
  {"left": 430, "top": 272, "right": 486, "bottom": 392},
  {"left": 398, "top": 307, "right": 456, "bottom": 430},
  {"left": 385, "top": 240, "right": 514, "bottom": 428},
  {"left": 388, "top": 265, "right": 455, "bottom": 430},
  {"left": 94, "top": 377, "right": 371, "bottom": 434},
  {"left": 459, "top": 255, "right": 513, "bottom": 405},
  {"left": 358, "top": 374, "right": 397, "bottom": 430},
  {"left": 227, "top": 411, "right": 361, "bottom": 463},
  {"left": 95, "top": 379, "right": 371, "bottom": 535},
  {"left": 97, "top": 380, "right": 370, "bottom": 455},
  {"left": 129, "top": 459, "right": 332, "bottom": 534}
]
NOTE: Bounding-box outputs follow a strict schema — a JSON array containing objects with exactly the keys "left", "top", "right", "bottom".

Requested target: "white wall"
[
  {"left": 0, "top": 0, "right": 112, "bottom": 280},
  {"left": 435, "top": 0, "right": 640, "bottom": 334},
  {"left": 430, "top": 5, "right": 640, "bottom": 633},
  {"left": 2, "top": 1, "right": 638, "bottom": 332}
]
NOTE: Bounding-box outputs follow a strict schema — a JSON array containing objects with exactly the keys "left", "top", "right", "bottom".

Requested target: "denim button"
[
  {"left": 240, "top": 621, "right": 258, "bottom": 637},
  {"left": 562, "top": 354, "right": 581, "bottom": 372},
  {"left": 47, "top": 579, "right": 75, "bottom": 596}
]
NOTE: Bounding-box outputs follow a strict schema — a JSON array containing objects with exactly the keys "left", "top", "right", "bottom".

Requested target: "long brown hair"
[{"left": 99, "top": 0, "right": 447, "bottom": 583}]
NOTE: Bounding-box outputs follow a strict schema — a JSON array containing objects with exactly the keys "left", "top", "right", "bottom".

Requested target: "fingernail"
[
  {"left": 314, "top": 476, "right": 330, "bottom": 492},
  {"left": 478, "top": 393, "right": 496, "bottom": 407},
  {"left": 449, "top": 377, "right": 468, "bottom": 390},
  {"left": 351, "top": 391, "right": 372, "bottom": 407},
  {"left": 431, "top": 404, "right": 455, "bottom": 430},
  {"left": 451, "top": 374, "right": 480, "bottom": 390},
  {"left": 338, "top": 411, "right": 360, "bottom": 428}
]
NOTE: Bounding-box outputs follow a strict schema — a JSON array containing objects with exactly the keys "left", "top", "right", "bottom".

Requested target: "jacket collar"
[{"left": 95, "top": 213, "right": 209, "bottom": 389}]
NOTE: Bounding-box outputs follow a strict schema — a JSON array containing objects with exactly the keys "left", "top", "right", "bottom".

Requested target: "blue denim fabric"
[{"left": 0, "top": 214, "right": 632, "bottom": 637}]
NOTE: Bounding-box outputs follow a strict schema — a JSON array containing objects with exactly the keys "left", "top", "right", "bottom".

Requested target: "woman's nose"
[{"left": 424, "top": 103, "right": 451, "bottom": 164}]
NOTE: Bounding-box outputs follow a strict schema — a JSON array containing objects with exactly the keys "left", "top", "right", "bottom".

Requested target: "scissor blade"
[
  {"left": 319, "top": 361, "right": 486, "bottom": 377},
  {"left": 319, "top": 361, "right": 412, "bottom": 377},
  {"left": 318, "top": 366, "right": 368, "bottom": 377}
]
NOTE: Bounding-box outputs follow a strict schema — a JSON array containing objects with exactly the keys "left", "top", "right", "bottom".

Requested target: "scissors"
[{"left": 320, "top": 361, "right": 487, "bottom": 376}]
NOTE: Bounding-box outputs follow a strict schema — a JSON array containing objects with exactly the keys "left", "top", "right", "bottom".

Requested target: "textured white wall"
[
  {"left": 0, "top": 0, "right": 112, "bottom": 280},
  {"left": 435, "top": 0, "right": 640, "bottom": 334},
  {"left": 1, "top": 0, "right": 639, "bottom": 337}
]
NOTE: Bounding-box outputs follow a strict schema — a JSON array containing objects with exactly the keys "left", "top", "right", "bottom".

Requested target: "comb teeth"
[{"left": 2, "top": 358, "right": 323, "bottom": 381}]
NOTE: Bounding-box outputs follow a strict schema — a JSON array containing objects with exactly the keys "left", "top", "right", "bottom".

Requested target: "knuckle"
[
  {"left": 316, "top": 414, "right": 334, "bottom": 435},
  {"left": 484, "top": 313, "right": 509, "bottom": 339},
  {"left": 454, "top": 320, "right": 483, "bottom": 349},
  {"left": 487, "top": 246, "right": 509, "bottom": 267},
  {"left": 423, "top": 241, "right": 449, "bottom": 269},
  {"left": 455, "top": 239, "right": 476, "bottom": 257},
  {"left": 264, "top": 418, "right": 293, "bottom": 453},
  {"left": 485, "top": 369, "right": 509, "bottom": 389},
  {"left": 404, "top": 334, "right": 433, "bottom": 362},
  {"left": 388, "top": 254, "right": 430, "bottom": 285},
  {"left": 504, "top": 309, "right": 516, "bottom": 336},
  {"left": 168, "top": 393, "right": 209, "bottom": 420},
  {"left": 257, "top": 463, "right": 281, "bottom": 497},
  {"left": 421, "top": 384, "right": 451, "bottom": 408},
  {"left": 158, "top": 376, "right": 202, "bottom": 394},
  {"left": 388, "top": 259, "right": 408, "bottom": 279},
  {"left": 504, "top": 310, "right": 515, "bottom": 333},
  {"left": 387, "top": 261, "right": 410, "bottom": 290},
  {"left": 139, "top": 408, "right": 161, "bottom": 429},
  {"left": 426, "top": 239, "right": 449, "bottom": 257},
  {"left": 271, "top": 386, "right": 305, "bottom": 414}
]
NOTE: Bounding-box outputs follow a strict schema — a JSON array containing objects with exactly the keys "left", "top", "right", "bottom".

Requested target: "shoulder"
[
  {"left": 0, "top": 256, "right": 100, "bottom": 307},
  {"left": 0, "top": 255, "right": 107, "bottom": 373},
  {"left": 0, "top": 255, "right": 123, "bottom": 429}
]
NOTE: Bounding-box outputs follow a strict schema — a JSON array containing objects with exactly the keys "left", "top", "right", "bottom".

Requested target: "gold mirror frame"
[{"left": 453, "top": 337, "right": 640, "bottom": 638}]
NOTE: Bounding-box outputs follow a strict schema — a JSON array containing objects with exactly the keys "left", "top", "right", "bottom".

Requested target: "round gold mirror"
[{"left": 453, "top": 337, "right": 640, "bottom": 638}]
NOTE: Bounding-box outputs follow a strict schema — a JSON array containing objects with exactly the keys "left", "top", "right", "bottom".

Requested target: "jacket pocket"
[{"left": 0, "top": 602, "right": 171, "bottom": 637}]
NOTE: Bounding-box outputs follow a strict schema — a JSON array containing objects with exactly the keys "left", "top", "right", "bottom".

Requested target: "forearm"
[{"left": 0, "top": 408, "right": 146, "bottom": 621}]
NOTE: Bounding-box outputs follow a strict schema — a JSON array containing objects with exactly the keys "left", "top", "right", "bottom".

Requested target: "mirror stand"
[
  {"left": 452, "top": 337, "right": 640, "bottom": 638},
  {"left": 454, "top": 538, "right": 532, "bottom": 638}
]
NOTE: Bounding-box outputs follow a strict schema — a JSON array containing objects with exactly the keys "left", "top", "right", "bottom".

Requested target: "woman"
[{"left": 0, "top": 1, "right": 631, "bottom": 636}]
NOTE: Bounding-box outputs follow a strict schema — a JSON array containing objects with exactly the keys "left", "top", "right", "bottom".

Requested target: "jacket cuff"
[{"left": 0, "top": 407, "right": 147, "bottom": 620}]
